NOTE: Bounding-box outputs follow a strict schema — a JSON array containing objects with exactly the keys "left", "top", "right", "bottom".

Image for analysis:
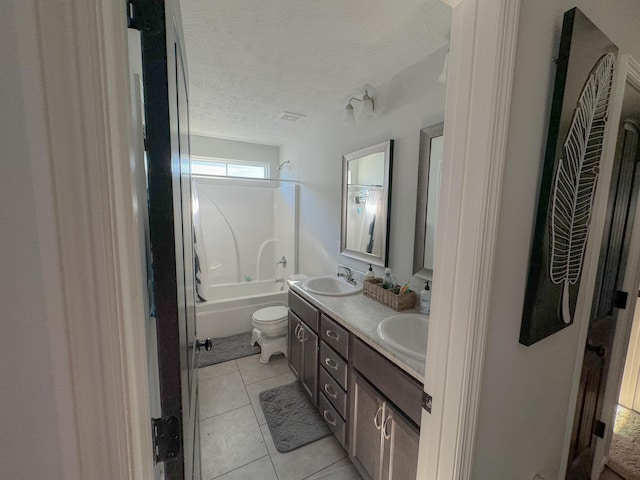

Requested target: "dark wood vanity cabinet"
[
  {"left": 350, "top": 374, "right": 420, "bottom": 480},
  {"left": 288, "top": 291, "right": 319, "bottom": 405},
  {"left": 350, "top": 338, "right": 421, "bottom": 480},
  {"left": 317, "top": 314, "right": 350, "bottom": 448},
  {"left": 288, "top": 287, "right": 422, "bottom": 477}
]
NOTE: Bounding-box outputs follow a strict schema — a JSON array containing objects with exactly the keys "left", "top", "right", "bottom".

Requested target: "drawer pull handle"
[
  {"left": 298, "top": 328, "right": 305, "bottom": 342},
  {"left": 324, "top": 383, "right": 338, "bottom": 399},
  {"left": 325, "top": 357, "right": 338, "bottom": 370},
  {"left": 326, "top": 329, "right": 340, "bottom": 341},
  {"left": 383, "top": 415, "right": 393, "bottom": 440},
  {"left": 374, "top": 405, "right": 383, "bottom": 430},
  {"left": 323, "top": 410, "right": 337, "bottom": 426},
  {"left": 294, "top": 324, "right": 300, "bottom": 337}
]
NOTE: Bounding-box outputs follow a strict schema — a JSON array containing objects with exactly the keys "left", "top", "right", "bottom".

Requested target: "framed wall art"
[{"left": 520, "top": 8, "right": 618, "bottom": 346}]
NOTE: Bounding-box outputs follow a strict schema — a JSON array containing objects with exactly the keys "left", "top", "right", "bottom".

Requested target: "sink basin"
[
  {"left": 302, "top": 275, "right": 363, "bottom": 296},
  {"left": 377, "top": 314, "right": 428, "bottom": 361}
]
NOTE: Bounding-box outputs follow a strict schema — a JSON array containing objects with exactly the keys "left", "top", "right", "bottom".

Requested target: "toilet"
[{"left": 250, "top": 305, "right": 289, "bottom": 364}]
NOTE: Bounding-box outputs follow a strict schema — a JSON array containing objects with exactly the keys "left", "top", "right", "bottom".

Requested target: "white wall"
[
  {"left": 0, "top": 2, "right": 66, "bottom": 479},
  {"left": 472, "top": 2, "right": 640, "bottom": 479},
  {"left": 191, "top": 135, "right": 280, "bottom": 177},
  {"left": 280, "top": 48, "right": 448, "bottom": 290}
]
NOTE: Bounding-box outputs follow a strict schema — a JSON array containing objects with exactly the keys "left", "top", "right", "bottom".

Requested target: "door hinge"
[
  {"left": 614, "top": 290, "right": 629, "bottom": 310},
  {"left": 593, "top": 419, "right": 606, "bottom": 439},
  {"left": 152, "top": 416, "right": 181, "bottom": 463},
  {"left": 422, "top": 391, "right": 432, "bottom": 414},
  {"left": 127, "top": 0, "right": 139, "bottom": 29}
]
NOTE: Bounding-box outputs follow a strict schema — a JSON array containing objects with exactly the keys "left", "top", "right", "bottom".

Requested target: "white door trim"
[
  {"left": 15, "top": 0, "right": 155, "bottom": 479},
  {"left": 417, "top": 0, "right": 520, "bottom": 478}
]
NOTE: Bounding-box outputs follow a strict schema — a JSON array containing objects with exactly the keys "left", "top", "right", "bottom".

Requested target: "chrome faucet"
[
  {"left": 274, "top": 277, "right": 285, "bottom": 291},
  {"left": 337, "top": 265, "right": 356, "bottom": 285},
  {"left": 276, "top": 256, "right": 287, "bottom": 269}
]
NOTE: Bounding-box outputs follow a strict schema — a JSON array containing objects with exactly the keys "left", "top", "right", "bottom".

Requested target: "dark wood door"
[
  {"left": 567, "top": 120, "right": 640, "bottom": 476},
  {"left": 288, "top": 314, "right": 302, "bottom": 379},
  {"left": 300, "top": 321, "right": 318, "bottom": 404},
  {"left": 350, "top": 373, "right": 384, "bottom": 480},
  {"left": 380, "top": 404, "right": 420, "bottom": 480},
  {"left": 136, "top": 0, "right": 200, "bottom": 478}
]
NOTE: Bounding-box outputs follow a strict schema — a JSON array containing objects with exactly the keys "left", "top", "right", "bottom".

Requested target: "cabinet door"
[
  {"left": 288, "top": 313, "right": 301, "bottom": 380},
  {"left": 300, "top": 321, "right": 318, "bottom": 405},
  {"left": 380, "top": 404, "right": 420, "bottom": 480},
  {"left": 350, "top": 373, "right": 384, "bottom": 480}
]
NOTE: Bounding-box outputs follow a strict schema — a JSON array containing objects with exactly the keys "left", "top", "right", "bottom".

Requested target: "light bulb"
[{"left": 343, "top": 104, "right": 355, "bottom": 124}]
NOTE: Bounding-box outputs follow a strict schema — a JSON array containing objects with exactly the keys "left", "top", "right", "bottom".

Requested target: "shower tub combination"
[{"left": 196, "top": 280, "right": 288, "bottom": 339}]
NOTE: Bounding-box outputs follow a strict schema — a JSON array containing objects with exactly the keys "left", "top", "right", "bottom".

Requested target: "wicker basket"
[{"left": 363, "top": 278, "right": 417, "bottom": 311}]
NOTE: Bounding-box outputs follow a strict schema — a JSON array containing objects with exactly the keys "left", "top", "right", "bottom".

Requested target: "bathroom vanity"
[{"left": 287, "top": 284, "right": 424, "bottom": 480}]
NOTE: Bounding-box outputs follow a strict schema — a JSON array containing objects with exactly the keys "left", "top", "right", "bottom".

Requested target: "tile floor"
[{"left": 198, "top": 353, "right": 362, "bottom": 480}]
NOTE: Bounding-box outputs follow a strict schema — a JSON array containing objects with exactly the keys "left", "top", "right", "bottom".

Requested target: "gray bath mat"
[
  {"left": 259, "top": 381, "right": 331, "bottom": 453},
  {"left": 197, "top": 332, "right": 260, "bottom": 367}
]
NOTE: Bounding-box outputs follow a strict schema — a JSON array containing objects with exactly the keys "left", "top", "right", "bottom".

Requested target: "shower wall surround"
[{"left": 195, "top": 177, "right": 297, "bottom": 287}]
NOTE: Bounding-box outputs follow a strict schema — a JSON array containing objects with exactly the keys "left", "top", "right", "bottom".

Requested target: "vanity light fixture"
[{"left": 343, "top": 89, "right": 375, "bottom": 124}]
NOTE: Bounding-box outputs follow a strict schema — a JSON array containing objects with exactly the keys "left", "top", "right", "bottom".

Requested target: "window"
[{"left": 191, "top": 156, "right": 269, "bottom": 179}]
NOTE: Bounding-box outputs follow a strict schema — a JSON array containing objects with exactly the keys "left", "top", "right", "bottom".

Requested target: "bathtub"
[{"left": 196, "top": 279, "right": 288, "bottom": 339}]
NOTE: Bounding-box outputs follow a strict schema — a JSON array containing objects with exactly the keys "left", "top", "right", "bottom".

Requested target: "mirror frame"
[
  {"left": 340, "top": 140, "right": 394, "bottom": 267},
  {"left": 413, "top": 122, "right": 444, "bottom": 279}
]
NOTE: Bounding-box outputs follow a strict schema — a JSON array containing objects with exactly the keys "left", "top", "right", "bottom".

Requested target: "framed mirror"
[
  {"left": 341, "top": 140, "right": 394, "bottom": 267},
  {"left": 413, "top": 122, "right": 444, "bottom": 279}
]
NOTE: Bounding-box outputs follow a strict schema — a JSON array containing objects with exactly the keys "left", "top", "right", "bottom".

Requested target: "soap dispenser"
[
  {"left": 365, "top": 264, "right": 375, "bottom": 281},
  {"left": 420, "top": 281, "right": 431, "bottom": 314},
  {"left": 382, "top": 268, "right": 393, "bottom": 289}
]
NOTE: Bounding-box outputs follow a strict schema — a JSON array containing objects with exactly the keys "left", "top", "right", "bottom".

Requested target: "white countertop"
[{"left": 289, "top": 281, "right": 426, "bottom": 383}]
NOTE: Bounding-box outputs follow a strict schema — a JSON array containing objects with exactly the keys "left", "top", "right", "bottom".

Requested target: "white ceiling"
[{"left": 181, "top": 0, "right": 451, "bottom": 146}]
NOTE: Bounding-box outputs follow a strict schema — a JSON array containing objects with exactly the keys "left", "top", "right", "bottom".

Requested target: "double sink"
[{"left": 301, "top": 275, "right": 428, "bottom": 361}]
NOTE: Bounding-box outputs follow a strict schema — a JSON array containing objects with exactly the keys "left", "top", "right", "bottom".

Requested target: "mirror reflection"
[
  {"left": 341, "top": 140, "right": 394, "bottom": 266},
  {"left": 413, "top": 123, "right": 444, "bottom": 279}
]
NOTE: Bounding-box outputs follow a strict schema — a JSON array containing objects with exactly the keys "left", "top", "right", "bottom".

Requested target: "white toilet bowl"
[{"left": 250, "top": 305, "right": 288, "bottom": 363}]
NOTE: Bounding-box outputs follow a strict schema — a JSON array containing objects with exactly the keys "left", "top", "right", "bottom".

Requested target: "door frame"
[
  {"left": 17, "top": 0, "right": 523, "bottom": 479},
  {"left": 417, "top": 0, "right": 521, "bottom": 478}
]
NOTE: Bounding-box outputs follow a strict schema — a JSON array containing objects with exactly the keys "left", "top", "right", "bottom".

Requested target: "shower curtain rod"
[{"left": 192, "top": 174, "right": 300, "bottom": 184}]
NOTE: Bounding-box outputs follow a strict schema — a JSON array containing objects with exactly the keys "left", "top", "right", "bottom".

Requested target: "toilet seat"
[
  {"left": 252, "top": 305, "right": 288, "bottom": 324},
  {"left": 251, "top": 305, "right": 289, "bottom": 363}
]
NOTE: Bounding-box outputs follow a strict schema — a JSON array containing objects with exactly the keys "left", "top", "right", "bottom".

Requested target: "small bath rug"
[
  {"left": 259, "top": 381, "right": 331, "bottom": 453},
  {"left": 197, "top": 332, "right": 260, "bottom": 367}
]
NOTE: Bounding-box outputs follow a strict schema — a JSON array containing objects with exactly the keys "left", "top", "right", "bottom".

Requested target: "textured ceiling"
[{"left": 181, "top": 0, "right": 451, "bottom": 145}]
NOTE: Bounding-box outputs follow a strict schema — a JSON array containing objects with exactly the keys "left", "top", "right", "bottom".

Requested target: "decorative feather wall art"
[{"left": 520, "top": 8, "right": 617, "bottom": 346}]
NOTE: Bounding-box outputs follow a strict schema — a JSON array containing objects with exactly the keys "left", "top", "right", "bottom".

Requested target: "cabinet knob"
[
  {"left": 382, "top": 415, "right": 393, "bottom": 440},
  {"left": 326, "top": 329, "right": 340, "bottom": 341},
  {"left": 374, "top": 405, "right": 383, "bottom": 430},
  {"left": 323, "top": 410, "right": 337, "bottom": 427},
  {"left": 324, "top": 383, "right": 338, "bottom": 399},
  {"left": 324, "top": 357, "right": 338, "bottom": 371}
]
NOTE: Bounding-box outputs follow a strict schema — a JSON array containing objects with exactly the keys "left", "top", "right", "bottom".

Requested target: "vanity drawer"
[
  {"left": 320, "top": 314, "right": 349, "bottom": 359},
  {"left": 288, "top": 290, "right": 319, "bottom": 333},
  {"left": 319, "top": 366, "right": 347, "bottom": 418},
  {"left": 320, "top": 341, "right": 348, "bottom": 390},
  {"left": 319, "top": 392, "right": 346, "bottom": 448},
  {"left": 352, "top": 337, "right": 423, "bottom": 427}
]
